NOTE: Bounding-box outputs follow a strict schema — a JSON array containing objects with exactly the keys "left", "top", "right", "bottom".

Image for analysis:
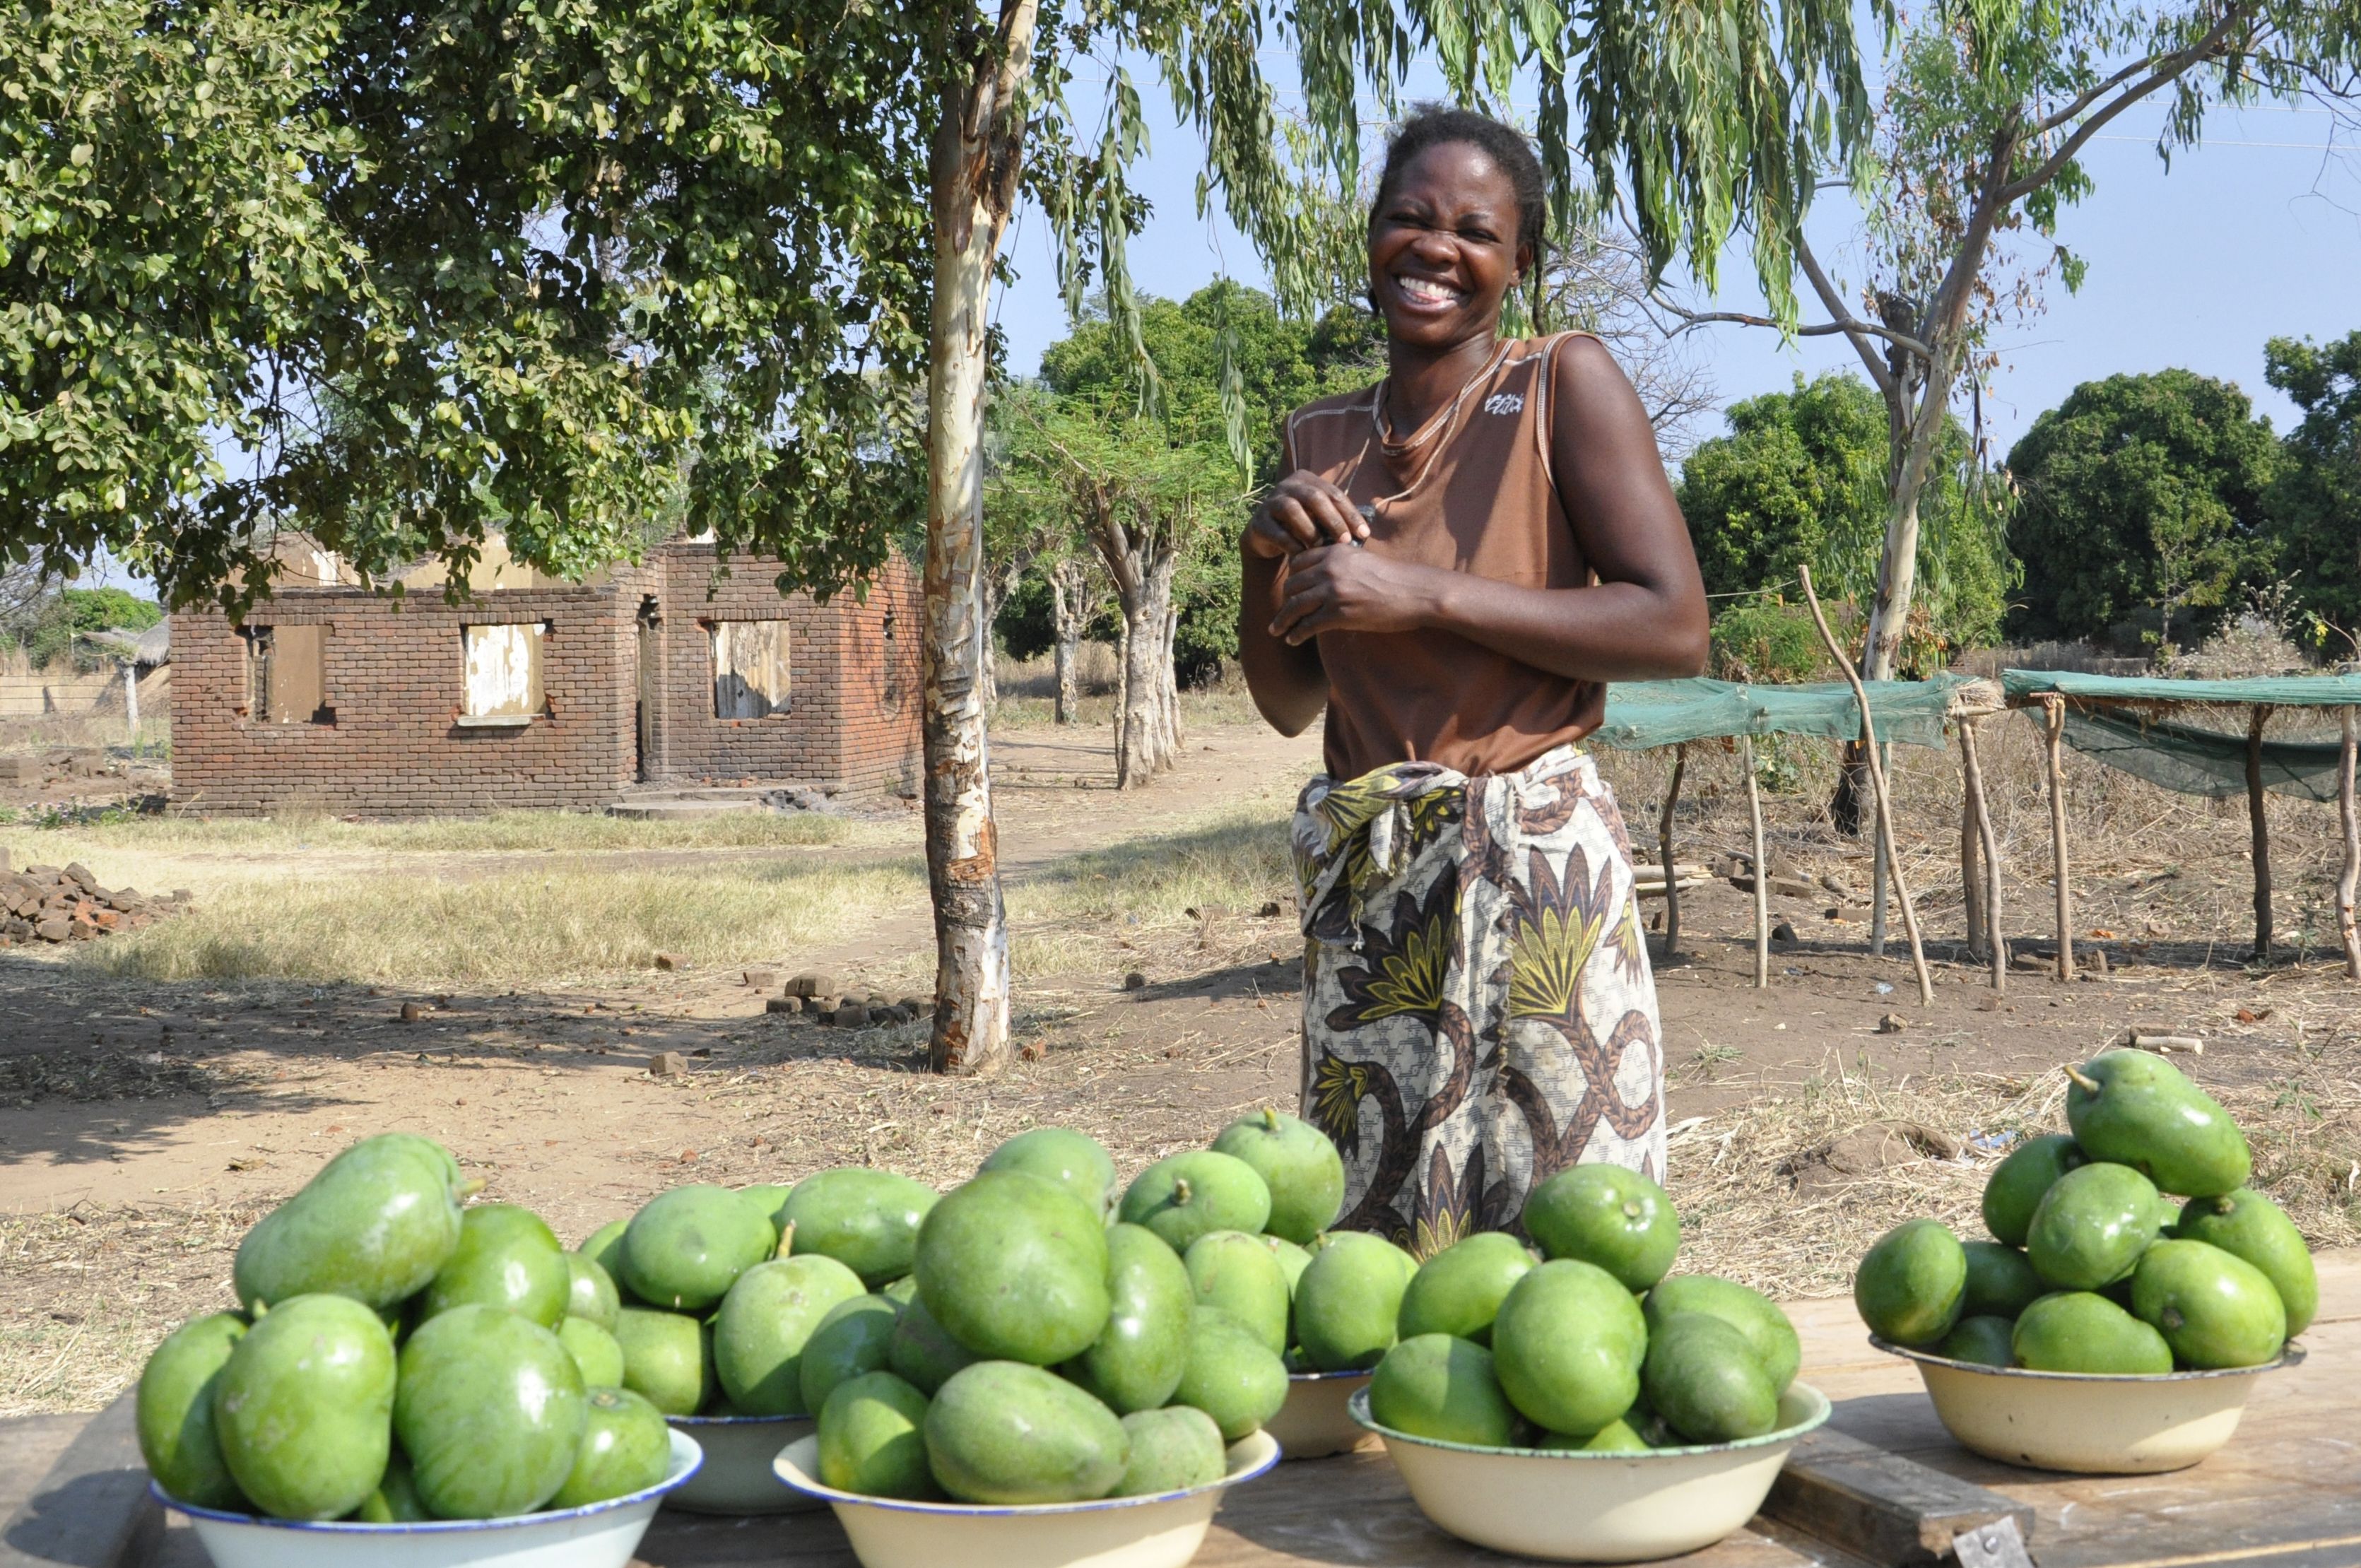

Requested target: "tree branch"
[
  {"left": 1796, "top": 232, "right": 1902, "bottom": 399},
  {"left": 2000, "top": 5, "right": 2257, "bottom": 204},
  {"left": 1659, "top": 300, "right": 1930, "bottom": 363}
]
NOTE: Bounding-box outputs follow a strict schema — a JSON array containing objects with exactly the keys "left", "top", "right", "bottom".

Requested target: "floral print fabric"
[{"left": 1293, "top": 744, "right": 1666, "bottom": 1256}]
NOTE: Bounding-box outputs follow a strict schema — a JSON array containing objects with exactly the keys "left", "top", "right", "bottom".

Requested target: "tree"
[
  {"left": 2264, "top": 330, "right": 2361, "bottom": 645},
  {"left": 1675, "top": 0, "right": 2361, "bottom": 682},
  {"left": 2006, "top": 370, "right": 2280, "bottom": 647},
  {"left": 1678, "top": 372, "right": 2010, "bottom": 667}
]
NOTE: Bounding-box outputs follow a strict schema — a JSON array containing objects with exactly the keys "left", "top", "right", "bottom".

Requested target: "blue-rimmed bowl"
[
  {"left": 772, "top": 1428, "right": 1279, "bottom": 1568},
  {"left": 662, "top": 1412, "right": 819, "bottom": 1514},
  {"left": 154, "top": 1429, "right": 700, "bottom": 1568},
  {"left": 1350, "top": 1383, "right": 1831, "bottom": 1564},
  {"left": 1264, "top": 1369, "right": 1374, "bottom": 1459}
]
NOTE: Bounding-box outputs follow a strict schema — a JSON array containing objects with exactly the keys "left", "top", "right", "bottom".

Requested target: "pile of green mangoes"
[
  {"left": 1855, "top": 1049, "right": 2316, "bottom": 1374},
  {"left": 137, "top": 1133, "right": 675, "bottom": 1521},
  {"left": 801, "top": 1107, "right": 1352, "bottom": 1504},
  {"left": 1365, "top": 1165, "right": 1804, "bottom": 1451}
]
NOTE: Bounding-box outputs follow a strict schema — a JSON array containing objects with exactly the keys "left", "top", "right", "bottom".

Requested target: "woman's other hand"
[
  {"left": 1245, "top": 470, "right": 1370, "bottom": 558},
  {"left": 1269, "top": 545, "right": 1443, "bottom": 644}
]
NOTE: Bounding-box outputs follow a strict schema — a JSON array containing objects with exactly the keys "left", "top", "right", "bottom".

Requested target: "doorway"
[{"left": 635, "top": 598, "right": 660, "bottom": 783}]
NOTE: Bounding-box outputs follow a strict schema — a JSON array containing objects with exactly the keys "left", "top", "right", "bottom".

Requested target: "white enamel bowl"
[
  {"left": 1264, "top": 1370, "right": 1375, "bottom": 1459},
  {"left": 773, "top": 1429, "right": 1279, "bottom": 1568},
  {"left": 1873, "top": 1336, "right": 2302, "bottom": 1474},
  {"left": 662, "top": 1413, "right": 820, "bottom": 1514},
  {"left": 1350, "top": 1384, "right": 1831, "bottom": 1564},
  {"left": 155, "top": 1429, "right": 700, "bottom": 1568}
]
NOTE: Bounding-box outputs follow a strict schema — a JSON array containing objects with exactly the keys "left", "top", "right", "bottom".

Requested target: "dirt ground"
[{"left": 4, "top": 711, "right": 2357, "bottom": 1414}]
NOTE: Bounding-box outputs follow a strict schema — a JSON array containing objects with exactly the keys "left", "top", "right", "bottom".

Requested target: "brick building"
[{"left": 169, "top": 538, "right": 921, "bottom": 816}]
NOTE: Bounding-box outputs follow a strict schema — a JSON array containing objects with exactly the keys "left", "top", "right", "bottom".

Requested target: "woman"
[{"left": 1240, "top": 107, "right": 1709, "bottom": 1254}]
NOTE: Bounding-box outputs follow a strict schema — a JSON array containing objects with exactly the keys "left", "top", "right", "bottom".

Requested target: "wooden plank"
[
  {"left": 1, "top": 1393, "right": 160, "bottom": 1568},
  {"left": 1762, "top": 1426, "right": 2033, "bottom": 1565}
]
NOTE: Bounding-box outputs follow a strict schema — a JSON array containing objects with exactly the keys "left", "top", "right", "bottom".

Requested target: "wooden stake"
[
  {"left": 2041, "top": 695, "right": 2075, "bottom": 983},
  {"left": 1797, "top": 567, "right": 1931, "bottom": 1006},
  {"left": 2247, "top": 705, "right": 2272, "bottom": 963},
  {"left": 2341, "top": 707, "right": 2359, "bottom": 982},
  {"left": 1959, "top": 730, "right": 1985, "bottom": 961},
  {"left": 1659, "top": 743, "right": 1688, "bottom": 961},
  {"left": 1745, "top": 733, "right": 1770, "bottom": 988},
  {"left": 1960, "top": 718, "right": 2005, "bottom": 994}
]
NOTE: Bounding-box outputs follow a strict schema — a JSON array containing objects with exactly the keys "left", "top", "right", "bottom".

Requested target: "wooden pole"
[
  {"left": 2339, "top": 706, "right": 2359, "bottom": 982},
  {"left": 1659, "top": 743, "right": 1688, "bottom": 962},
  {"left": 2247, "top": 706, "right": 2272, "bottom": 963},
  {"left": 1745, "top": 733, "right": 1770, "bottom": 988},
  {"left": 1960, "top": 718, "right": 2005, "bottom": 994},
  {"left": 2041, "top": 695, "right": 2074, "bottom": 983},
  {"left": 1797, "top": 567, "right": 1931, "bottom": 1006},
  {"left": 1959, "top": 729, "right": 1986, "bottom": 960},
  {"left": 1869, "top": 772, "right": 1890, "bottom": 957}
]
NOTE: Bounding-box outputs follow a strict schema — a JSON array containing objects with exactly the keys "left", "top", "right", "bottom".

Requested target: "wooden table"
[{"left": 630, "top": 1254, "right": 2361, "bottom": 1568}]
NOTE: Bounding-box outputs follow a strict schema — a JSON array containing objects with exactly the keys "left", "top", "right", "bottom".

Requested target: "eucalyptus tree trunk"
[
  {"left": 920, "top": 0, "right": 1037, "bottom": 1075},
  {"left": 1113, "top": 553, "right": 1179, "bottom": 787},
  {"left": 1048, "top": 556, "right": 1089, "bottom": 724}
]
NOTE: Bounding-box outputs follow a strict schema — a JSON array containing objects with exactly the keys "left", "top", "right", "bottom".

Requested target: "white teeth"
[{"left": 1396, "top": 277, "right": 1459, "bottom": 304}]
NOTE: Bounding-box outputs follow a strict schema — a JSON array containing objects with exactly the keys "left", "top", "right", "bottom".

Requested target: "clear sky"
[{"left": 993, "top": 81, "right": 2360, "bottom": 464}]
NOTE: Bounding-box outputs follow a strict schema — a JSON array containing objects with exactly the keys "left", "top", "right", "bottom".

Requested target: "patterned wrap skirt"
[{"left": 1292, "top": 743, "right": 1667, "bottom": 1256}]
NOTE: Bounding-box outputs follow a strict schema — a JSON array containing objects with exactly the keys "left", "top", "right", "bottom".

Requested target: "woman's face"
[{"left": 1367, "top": 140, "right": 1530, "bottom": 353}]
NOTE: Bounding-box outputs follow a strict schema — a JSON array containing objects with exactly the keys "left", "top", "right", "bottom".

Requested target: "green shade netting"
[
  {"left": 2001, "top": 670, "right": 2361, "bottom": 803},
  {"left": 1594, "top": 676, "right": 1974, "bottom": 750},
  {"left": 2001, "top": 671, "right": 2361, "bottom": 707}
]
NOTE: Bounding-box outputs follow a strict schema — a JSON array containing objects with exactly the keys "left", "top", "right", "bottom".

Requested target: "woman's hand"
[
  {"left": 1245, "top": 470, "right": 1370, "bottom": 558},
  {"left": 1269, "top": 546, "right": 1446, "bottom": 644}
]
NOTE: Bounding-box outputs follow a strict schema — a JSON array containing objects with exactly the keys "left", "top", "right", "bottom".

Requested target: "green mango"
[
  {"left": 137, "top": 1312, "right": 249, "bottom": 1510},
  {"left": 548, "top": 1388, "right": 672, "bottom": 1509},
  {"left": 2013, "top": 1291, "right": 2173, "bottom": 1374},
  {"left": 558, "top": 1318, "right": 625, "bottom": 1387},
  {"left": 351, "top": 1451, "right": 431, "bottom": 1522},
  {"left": 1114, "top": 1405, "right": 1227, "bottom": 1495},
  {"left": 1184, "top": 1230, "right": 1290, "bottom": 1354},
  {"left": 800, "top": 1294, "right": 904, "bottom": 1415},
  {"left": 1935, "top": 1315, "right": 2018, "bottom": 1368},
  {"left": 2177, "top": 1189, "right": 2317, "bottom": 1337},
  {"left": 1542, "top": 1419, "right": 1649, "bottom": 1452},
  {"left": 2067, "top": 1050, "right": 2251, "bottom": 1198},
  {"left": 818, "top": 1371, "right": 941, "bottom": 1499},
  {"left": 577, "top": 1220, "right": 630, "bottom": 1292},
  {"left": 2026, "top": 1162, "right": 2163, "bottom": 1290},
  {"left": 1980, "top": 1134, "right": 2086, "bottom": 1247},
  {"left": 1396, "top": 1232, "right": 1534, "bottom": 1346},
  {"left": 621, "top": 1185, "right": 776, "bottom": 1311},
  {"left": 418, "top": 1203, "right": 567, "bottom": 1328},
  {"left": 1491, "top": 1259, "right": 1647, "bottom": 1439},
  {"left": 563, "top": 1254, "right": 621, "bottom": 1331},
  {"left": 914, "top": 1171, "right": 1110, "bottom": 1365},
  {"left": 1368, "top": 1333, "right": 1517, "bottom": 1447},
  {"left": 1067, "top": 1222, "right": 1193, "bottom": 1414},
  {"left": 212, "top": 1294, "right": 396, "bottom": 1520},
  {"left": 1960, "top": 1242, "right": 2047, "bottom": 1320},
  {"left": 1293, "top": 1232, "right": 1413, "bottom": 1372},
  {"left": 2131, "top": 1239, "right": 2287, "bottom": 1369},
  {"left": 395, "top": 1303, "right": 587, "bottom": 1519},
  {"left": 923, "top": 1361, "right": 1127, "bottom": 1504},
  {"left": 980, "top": 1128, "right": 1119, "bottom": 1218},
  {"left": 1173, "top": 1307, "right": 1288, "bottom": 1441},
  {"left": 885, "top": 1292, "right": 982, "bottom": 1394},
  {"left": 1643, "top": 1313, "right": 1777, "bottom": 1444},
  {"left": 737, "top": 1183, "right": 795, "bottom": 1246},
  {"left": 1523, "top": 1164, "right": 1680, "bottom": 1292},
  {"left": 1260, "top": 1234, "right": 1312, "bottom": 1296},
  {"left": 613, "top": 1306, "right": 712, "bottom": 1415},
  {"left": 1853, "top": 1220, "right": 1967, "bottom": 1346},
  {"left": 713, "top": 1254, "right": 867, "bottom": 1414},
  {"left": 1642, "top": 1276, "right": 1801, "bottom": 1395},
  {"left": 233, "top": 1135, "right": 468, "bottom": 1312},
  {"left": 1118, "top": 1150, "right": 1272, "bottom": 1252},
  {"left": 778, "top": 1168, "right": 940, "bottom": 1287},
  {"left": 1209, "top": 1108, "right": 1345, "bottom": 1244}
]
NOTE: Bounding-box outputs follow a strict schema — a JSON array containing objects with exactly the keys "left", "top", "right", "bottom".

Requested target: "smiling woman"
[{"left": 1240, "top": 107, "right": 1709, "bottom": 1254}]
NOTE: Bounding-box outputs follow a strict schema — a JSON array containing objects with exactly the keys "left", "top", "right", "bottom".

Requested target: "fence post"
[
  {"left": 1659, "top": 743, "right": 1687, "bottom": 962},
  {"left": 2041, "top": 695, "right": 2075, "bottom": 983},
  {"left": 2247, "top": 706, "right": 2272, "bottom": 963},
  {"left": 1960, "top": 717, "right": 2005, "bottom": 994},
  {"left": 1745, "top": 734, "right": 1769, "bottom": 988},
  {"left": 2340, "top": 707, "right": 2359, "bottom": 982}
]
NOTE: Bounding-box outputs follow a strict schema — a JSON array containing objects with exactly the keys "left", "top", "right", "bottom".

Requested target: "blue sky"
[{"left": 993, "top": 83, "right": 2360, "bottom": 461}]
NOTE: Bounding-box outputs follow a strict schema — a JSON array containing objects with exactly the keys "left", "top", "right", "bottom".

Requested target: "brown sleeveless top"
[{"left": 1282, "top": 331, "right": 1605, "bottom": 781}]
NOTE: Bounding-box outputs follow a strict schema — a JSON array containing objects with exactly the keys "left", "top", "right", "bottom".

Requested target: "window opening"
[
  {"left": 243, "top": 625, "right": 329, "bottom": 724},
  {"left": 712, "top": 621, "right": 790, "bottom": 718},
  {"left": 460, "top": 623, "right": 546, "bottom": 724}
]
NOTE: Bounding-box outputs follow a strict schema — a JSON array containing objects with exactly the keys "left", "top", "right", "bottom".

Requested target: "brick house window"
[
  {"left": 712, "top": 621, "right": 789, "bottom": 719},
  {"left": 243, "top": 625, "right": 329, "bottom": 724},
  {"left": 459, "top": 623, "right": 546, "bottom": 726}
]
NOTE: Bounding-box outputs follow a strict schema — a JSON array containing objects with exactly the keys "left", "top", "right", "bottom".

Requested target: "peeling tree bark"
[
  {"left": 921, "top": 0, "right": 1038, "bottom": 1075},
  {"left": 1048, "top": 556, "right": 1090, "bottom": 726}
]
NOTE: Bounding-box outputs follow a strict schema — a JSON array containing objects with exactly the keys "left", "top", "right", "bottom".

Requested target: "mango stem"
[
  {"left": 1173, "top": 1178, "right": 1193, "bottom": 1206},
  {"left": 776, "top": 1219, "right": 797, "bottom": 1260},
  {"left": 456, "top": 1178, "right": 487, "bottom": 1201},
  {"left": 2063, "top": 1066, "right": 2101, "bottom": 1094}
]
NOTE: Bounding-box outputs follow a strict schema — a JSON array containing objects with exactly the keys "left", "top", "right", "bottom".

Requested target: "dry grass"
[
  {"left": 67, "top": 856, "right": 929, "bottom": 986},
  {"left": 12, "top": 806, "right": 866, "bottom": 863}
]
